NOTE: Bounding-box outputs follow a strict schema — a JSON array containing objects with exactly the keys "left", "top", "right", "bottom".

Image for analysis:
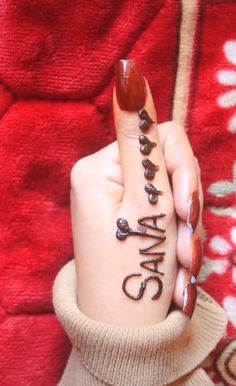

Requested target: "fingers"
[
  {"left": 177, "top": 222, "right": 203, "bottom": 276},
  {"left": 173, "top": 267, "right": 197, "bottom": 319},
  {"left": 155, "top": 121, "right": 204, "bottom": 317},
  {"left": 156, "top": 120, "right": 203, "bottom": 268},
  {"left": 113, "top": 60, "right": 173, "bottom": 213},
  {"left": 170, "top": 144, "right": 203, "bottom": 318},
  {"left": 157, "top": 121, "right": 200, "bottom": 232},
  {"left": 176, "top": 159, "right": 203, "bottom": 277}
]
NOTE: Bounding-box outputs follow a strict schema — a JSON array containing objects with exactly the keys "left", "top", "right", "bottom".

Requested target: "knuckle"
[
  {"left": 70, "top": 157, "right": 90, "bottom": 190},
  {"left": 119, "top": 114, "right": 142, "bottom": 139}
]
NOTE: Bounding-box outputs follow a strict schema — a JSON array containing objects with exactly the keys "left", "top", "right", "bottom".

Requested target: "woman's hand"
[{"left": 70, "top": 60, "right": 203, "bottom": 327}]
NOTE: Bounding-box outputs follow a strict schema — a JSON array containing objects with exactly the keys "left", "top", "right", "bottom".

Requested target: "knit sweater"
[{"left": 53, "top": 260, "right": 227, "bottom": 386}]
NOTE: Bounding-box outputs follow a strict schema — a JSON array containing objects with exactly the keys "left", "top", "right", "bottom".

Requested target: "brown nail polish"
[
  {"left": 190, "top": 239, "right": 203, "bottom": 277},
  {"left": 182, "top": 275, "right": 197, "bottom": 318},
  {"left": 115, "top": 59, "right": 147, "bottom": 111},
  {"left": 187, "top": 191, "right": 200, "bottom": 233}
]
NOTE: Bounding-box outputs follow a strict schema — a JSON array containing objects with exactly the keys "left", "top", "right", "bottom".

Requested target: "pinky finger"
[
  {"left": 176, "top": 158, "right": 204, "bottom": 277},
  {"left": 173, "top": 266, "right": 197, "bottom": 319}
]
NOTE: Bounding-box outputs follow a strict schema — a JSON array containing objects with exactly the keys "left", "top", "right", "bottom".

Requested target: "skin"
[{"left": 70, "top": 79, "right": 203, "bottom": 327}]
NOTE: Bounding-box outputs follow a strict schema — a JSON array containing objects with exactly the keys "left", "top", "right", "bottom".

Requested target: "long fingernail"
[
  {"left": 182, "top": 275, "right": 197, "bottom": 318},
  {"left": 190, "top": 239, "right": 203, "bottom": 277},
  {"left": 115, "top": 59, "right": 147, "bottom": 111},
  {"left": 187, "top": 191, "right": 200, "bottom": 233}
]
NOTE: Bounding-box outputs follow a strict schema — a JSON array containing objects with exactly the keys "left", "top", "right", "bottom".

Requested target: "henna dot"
[
  {"left": 117, "top": 218, "right": 130, "bottom": 232},
  {"left": 116, "top": 229, "right": 127, "bottom": 240},
  {"left": 142, "top": 159, "right": 159, "bottom": 180},
  {"left": 144, "top": 184, "right": 162, "bottom": 205},
  {"left": 139, "top": 135, "right": 156, "bottom": 155},
  {"left": 139, "top": 119, "right": 151, "bottom": 131},
  {"left": 149, "top": 194, "right": 158, "bottom": 204},
  {"left": 144, "top": 169, "right": 155, "bottom": 179},
  {"left": 138, "top": 109, "right": 154, "bottom": 123}
]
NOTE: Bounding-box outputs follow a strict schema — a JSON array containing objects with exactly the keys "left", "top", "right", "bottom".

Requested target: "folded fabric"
[{"left": 53, "top": 260, "right": 227, "bottom": 386}]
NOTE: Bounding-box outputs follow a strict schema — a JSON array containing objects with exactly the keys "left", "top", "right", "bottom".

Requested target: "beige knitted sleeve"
[{"left": 53, "top": 260, "right": 227, "bottom": 386}]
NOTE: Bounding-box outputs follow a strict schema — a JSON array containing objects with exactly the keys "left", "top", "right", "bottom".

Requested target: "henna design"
[
  {"left": 116, "top": 218, "right": 131, "bottom": 233},
  {"left": 138, "top": 214, "right": 166, "bottom": 233},
  {"left": 139, "top": 135, "right": 156, "bottom": 155},
  {"left": 140, "top": 257, "right": 164, "bottom": 275},
  {"left": 116, "top": 218, "right": 144, "bottom": 240},
  {"left": 139, "top": 240, "right": 166, "bottom": 255},
  {"left": 122, "top": 273, "right": 163, "bottom": 300},
  {"left": 116, "top": 105, "right": 167, "bottom": 302},
  {"left": 144, "top": 183, "right": 162, "bottom": 204},
  {"left": 116, "top": 218, "right": 166, "bottom": 242},
  {"left": 138, "top": 109, "right": 154, "bottom": 131},
  {"left": 142, "top": 158, "right": 159, "bottom": 180}
]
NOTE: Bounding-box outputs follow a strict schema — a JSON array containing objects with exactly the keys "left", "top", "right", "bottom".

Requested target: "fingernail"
[
  {"left": 182, "top": 275, "right": 197, "bottom": 318},
  {"left": 115, "top": 59, "right": 147, "bottom": 111},
  {"left": 187, "top": 191, "right": 200, "bottom": 233},
  {"left": 190, "top": 239, "right": 203, "bottom": 277}
]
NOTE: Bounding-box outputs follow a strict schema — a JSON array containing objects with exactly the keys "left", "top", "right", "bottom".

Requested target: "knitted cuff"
[{"left": 53, "top": 260, "right": 227, "bottom": 386}]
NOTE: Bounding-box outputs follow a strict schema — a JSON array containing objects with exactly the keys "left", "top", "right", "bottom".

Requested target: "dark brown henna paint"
[
  {"left": 139, "top": 240, "right": 166, "bottom": 255},
  {"left": 144, "top": 183, "right": 163, "bottom": 204},
  {"left": 116, "top": 218, "right": 166, "bottom": 242},
  {"left": 116, "top": 218, "right": 131, "bottom": 233},
  {"left": 138, "top": 214, "right": 166, "bottom": 233},
  {"left": 139, "top": 135, "right": 156, "bottom": 155},
  {"left": 117, "top": 214, "right": 166, "bottom": 300},
  {"left": 115, "top": 60, "right": 146, "bottom": 111},
  {"left": 140, "top": 258, "right": 164, "bottom": 275},
  {"left": 190, "top": 239, "right": 203, "bottom": 277},
  {"left": 182, "top": 275, "right": 197, "bottom": 318},
  {"left": 122, "top": 273, "right": 163, "bottom": 300},
  {"left": 142, "top": 159, "right": 159, "bottom": 180},
  {"left": 187, "top": 191, "right": 200, "bottom": 233},
  {"left": 114, "top": 59, "right": 167, "bottom": 302},
  {"left": 138, "top": 109, "right": 154, "bottom": 131},
  {"left": 139, "top": 109, "right": 154, "bottom": 121},
  {"left": 139, "top": 135, "right": 157, "bottom": 155}
]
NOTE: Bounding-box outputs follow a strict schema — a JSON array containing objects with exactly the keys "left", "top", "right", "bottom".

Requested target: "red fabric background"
[
  {"left": 188, "top": 2, "right": 236, "bottom": 384},
  {"left": 0, "top": 0, "right": 235, "bottom": 385}
]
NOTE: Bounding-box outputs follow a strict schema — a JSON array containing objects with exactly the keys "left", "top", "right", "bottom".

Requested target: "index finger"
[{"left": 157, "top": 121, "right": 201, "bottom": 234}]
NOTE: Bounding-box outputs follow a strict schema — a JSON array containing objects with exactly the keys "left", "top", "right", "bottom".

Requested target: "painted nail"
[
  {"left": 182, "top": 275, "right": 197, "bottom": 318},
  {"left": 115, "top": 59, "right": 146, "bottom": 111},
  {"left": 187, "top": 191, "right": 200, "bottom": 233},
  {"left": 190, "top": 239, "right": 203, "bottom": 277}
]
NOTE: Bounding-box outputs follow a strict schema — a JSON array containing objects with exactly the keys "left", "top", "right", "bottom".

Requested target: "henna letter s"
[{"left": 122, "top": 273, "right": 163, "bottom": 300}]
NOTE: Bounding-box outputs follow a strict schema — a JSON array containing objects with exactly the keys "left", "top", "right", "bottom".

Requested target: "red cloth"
[{"left": 0, "top": 0, "right": 235, "bottom": 385}]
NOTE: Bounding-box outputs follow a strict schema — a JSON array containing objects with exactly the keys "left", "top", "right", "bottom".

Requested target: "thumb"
[
  {"left": 113, "top": 59, "right": 177, "bottom": 323},
  {"left": 113, "top": 60, "right": 170, "bottom": 209}
]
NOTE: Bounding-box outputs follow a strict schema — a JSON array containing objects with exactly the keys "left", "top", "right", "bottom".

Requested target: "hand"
[{"left": 70, "top": 60, "right": 203, "bottom": 327}]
